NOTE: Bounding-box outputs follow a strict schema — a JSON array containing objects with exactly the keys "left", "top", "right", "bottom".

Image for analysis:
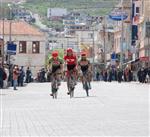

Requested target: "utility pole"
[
  {"left": 92, "top": 29, "right": 95, "bottom": 65},
  {"left": 103, "top": 16, "right": 106, "bottom": 69},
  {"left": 8, "top": 3, "right": 12, "bottom": 65},
  {"left": 120, "top": 0, "right": 124, "bottom": 69},
  {"left": 147, "top": 19, "right": 150, "bottom": 67},
  {"left": 1, "top": 0, "right": 5, "bottom": 66}
]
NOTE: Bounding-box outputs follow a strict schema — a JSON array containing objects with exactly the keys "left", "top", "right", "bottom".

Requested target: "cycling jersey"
[
  {"left": 49, "top": 57, "right": 63, "bottom": 73},
  {"left": 78, "top": 60, "right": 90, "bottom": 72},
  {"left": 64, "top": 55, "right": 77, "bottom": 65},
  {"left": 64, "top": 55, "right": 77, "bottom": 71}
]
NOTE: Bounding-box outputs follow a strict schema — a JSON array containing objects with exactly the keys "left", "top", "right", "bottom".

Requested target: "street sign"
[
  {"left": 109, "top": 9, "right": 128, "bottom": 21},
  {"left": 111, "top": 52, "right": 116, "bottom": 59},
  {"left": 7, "top": 43, "right": 17, "bottom": 55}
]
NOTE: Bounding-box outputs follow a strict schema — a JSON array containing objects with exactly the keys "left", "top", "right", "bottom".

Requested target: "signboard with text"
[{"left": 7, "top": 43, "right": 17, "bottom": 55}]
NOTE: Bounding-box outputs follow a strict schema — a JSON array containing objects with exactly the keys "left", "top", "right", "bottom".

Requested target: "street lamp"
[
  {"left": 8, "top": 3, "right": 12, "bottom": 65},
  {"left": 120, "top": 0, "right": 124, "bottom": 69}
]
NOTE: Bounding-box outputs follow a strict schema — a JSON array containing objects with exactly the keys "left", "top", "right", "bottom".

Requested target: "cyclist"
[
  {"left": 64, "top": 48, "right": 77, "bottom": 95},
  {"left": 48, "top": 51, "right": 63, "bottom": 96},
  {"left": 78, "top": 52, "right": 92, "bottom": 89}
]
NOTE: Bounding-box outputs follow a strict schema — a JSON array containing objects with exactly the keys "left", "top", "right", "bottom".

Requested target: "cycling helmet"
[
  {"left": 67, "top": 48, "right": 73, "bottom": 53},
  {"left": 52, "top": 51, "right": 58, "bottom": 57}
]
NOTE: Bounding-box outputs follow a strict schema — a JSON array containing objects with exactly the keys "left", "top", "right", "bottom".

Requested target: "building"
[
  {"left": 63, "top": 12, "right": 90, "bottom": 35},
  {"left": 0, "top": 20, "right": 46, "bottom": 76},
  {"left": 95, "top": 0, "right": 142, "bottom": 68},
  {"left": 47, "top": 35, "right": 79, "bottom": 57},
  {"left": 130, "top": 0, "right": 150, "bottom": 67},
  {"left": 47, "top": 8, "right": 67, "bottom": 20},
  {"left": 75, "top": 30, "right": 98, "bottom": 63}
]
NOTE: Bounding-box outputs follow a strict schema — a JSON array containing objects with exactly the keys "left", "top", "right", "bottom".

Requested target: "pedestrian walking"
[{"left": 13, "top": 65, "right": 19, "bottom": 90}]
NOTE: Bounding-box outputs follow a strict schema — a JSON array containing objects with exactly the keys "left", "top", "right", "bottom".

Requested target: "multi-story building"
[
  {"left": 0, "top": 20, "right": 46, "bottom": 76},
  {"left": 130, "top": 0, "right": 150, "bottom": 67},
  {"left": 63, "top": 12, "right": 90, "bottom": 35},
  {"left": 47, "top": 8, "right": 67, "bottom": 21},
  {"left": 75, "top": 30, "right": 98, "bottom": 62}
]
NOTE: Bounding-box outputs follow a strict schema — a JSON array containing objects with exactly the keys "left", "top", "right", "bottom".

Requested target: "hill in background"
[{"left": 21, "top": 0, "right": 119, "bottom": 28}]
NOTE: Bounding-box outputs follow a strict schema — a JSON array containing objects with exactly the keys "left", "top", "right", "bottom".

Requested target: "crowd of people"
[
  {"left": 0, "top": 64, "right": 33, "bottom": 90},
  {"left": 95, "top": 66, "right": 150, "bottom": 83}
]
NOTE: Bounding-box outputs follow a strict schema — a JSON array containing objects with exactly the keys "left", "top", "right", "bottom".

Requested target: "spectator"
[
  {"left": 117, "top": 68, "right": 123, "bottom": 83},
  {"left": 18, "top": 66, "right": 25, "bottom": 86},
  {"left": 41, "top": 68, "right": 46, "bottom": 82},
  {"left": 137, "top": 68, "right": 142, "bottom": 83},
  {"left": 26, "top": 67, "right": 32, "bottom": 83},
  {"left": 103, "top": 70, "right": 108, "bottom": 82},
  {"left": 96, "top": 71, "right": 100, "bottom": 81},
  {"left": 13, "top": 65, "right": 19, "bottom": 90},
  {"left": 0, "top": 64, "right": 6, "bottom": 89},
  {"left": 141, "top": 68, "right": 146, "bottom": 83},
  {"left": 128, "top": 69, "right": 133, "bottom": 82},
  {"left": 108, "top": 68, "right": 113, "bottom": 82}
]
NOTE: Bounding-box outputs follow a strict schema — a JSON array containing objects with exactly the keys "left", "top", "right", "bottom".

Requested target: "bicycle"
[
  {"left": 67, "top": 70, "right": 76, "bottom": 98},
  {"left": 82, "top": 71, "right": 91, "bottom": 97},
  {"left": 51, "top": 71, "right": 61, "bottom": 99}
]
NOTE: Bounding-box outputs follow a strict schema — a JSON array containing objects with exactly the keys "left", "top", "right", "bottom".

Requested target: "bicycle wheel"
[
  {"left": 68, "top": 77, "right": 74, "bottom": 98},
  {"left": 84, "top": 81, "right": 89, "bottom": 97},
  {"left": 51, "top": 77, "right": 58, "bottom": 99},
  {"left": 70, "top": 87, "right": 74, "bottom": 98},
  {"left": 53, "top": 90, "right": 58, "bottom": 99}
]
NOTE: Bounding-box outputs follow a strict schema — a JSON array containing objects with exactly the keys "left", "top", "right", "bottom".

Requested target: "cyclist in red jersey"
[
  {"left": 64, "top": 48, "right": 78, "bottom": 94},
  {"left": 64, "top": 48, "right": 77, "bottom": 70}
]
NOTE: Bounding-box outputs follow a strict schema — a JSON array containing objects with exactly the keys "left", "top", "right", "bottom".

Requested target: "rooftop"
[{"left": 0, "top": 20, "right": 44, "bottom": 36}]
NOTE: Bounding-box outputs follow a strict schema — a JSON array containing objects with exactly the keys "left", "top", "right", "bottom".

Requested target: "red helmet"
[
  {"left": 67, "top": 48, "right": 73, "bottom": 53},
  {"left": 52, "top": 51, "right": 58, "bottom": 57}
]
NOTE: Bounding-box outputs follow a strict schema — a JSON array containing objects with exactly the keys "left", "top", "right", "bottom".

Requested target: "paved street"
[{"left": 0, "top": 82, "right": 149, "bottom": 136}]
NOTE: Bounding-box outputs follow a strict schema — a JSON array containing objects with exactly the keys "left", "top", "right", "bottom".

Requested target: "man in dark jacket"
[
  {"left": 26, "top": 67, "right": 32, "bottom": 83},
  {"left": 18, "top": 66, "right": 25, "bottom": 86},
  {"left": 141, "top": 67, "right": 146, "bottom": 83},
  {"left": 128, "top": 69, "right": 133, "bottom": 82},
  {"left": 108, "top": 68, "right": 113, "bottom": 82},
  {"left": 137, "top": 68, "right": 142, "bottom": 82},
  {"left": 0, "top": 64, "right": 5, "bottom": 89},
  {"left": 117, "top": 68, "right": 123, "bottom": 83}
]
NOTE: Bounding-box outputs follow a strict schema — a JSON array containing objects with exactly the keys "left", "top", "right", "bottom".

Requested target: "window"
[
  {"left": 19, "top": 41, "right": 26, "bottom": 53},
  {"left": 32, "top": 41, "right": 40, "bottom": 53},
  {"left": 136, "top": 7, "right": 140, "bottom": 14},
  {"left": 88, "top": 33, "right": 93, "bottom": 38}
]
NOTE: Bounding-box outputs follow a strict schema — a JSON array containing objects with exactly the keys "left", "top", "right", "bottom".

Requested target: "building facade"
[
  {"left": 47, "top": 8, "right": 67, "bottom": 20},
  {"left": 0, "top": 20, "right": 46, "bottom": 76}
]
